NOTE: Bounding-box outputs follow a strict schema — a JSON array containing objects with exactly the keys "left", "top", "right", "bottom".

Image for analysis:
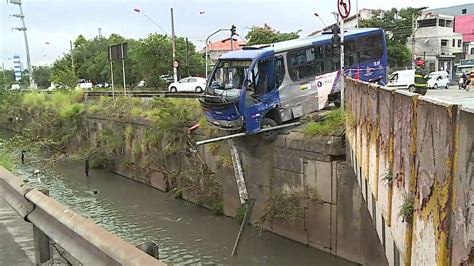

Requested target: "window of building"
[
  {"left": 441, "top": 39, "right": 448, "bottom": 47},
  {"left": 439, "top": 19, "right": 446, "bottom": 27},
  {"left": 418, "top": 18, "right": 437, "bottom": 28},
  {"left": 458, "top": 39, "right": 462, "bottom": 47},
  {"left": 471, "top": 48, "right": 474, "bottom": 54},
  {"left": 446, "top": 20, "right": 453, "bottom": 28},
  {"left": 462, "top": 9, "right": 467, "bottom": 14},
  {"left": 453, "top": 39, "right": 456, "bottom": 47}
]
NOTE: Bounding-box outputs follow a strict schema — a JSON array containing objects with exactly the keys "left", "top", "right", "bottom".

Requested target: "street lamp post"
[
  {"left": 205, "top": 28, "right": 229, "bottom": 79},
  {"left": 9, "top": 0, "right": 35, "bottom": 89},
  {"left": 313, "top": 13, "right": 328, "bottom": 28}
]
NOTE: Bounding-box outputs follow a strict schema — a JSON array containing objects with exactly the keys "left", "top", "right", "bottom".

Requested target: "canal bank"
[{"left": 0, "top": 92, "right": 387, "bottom": 265}]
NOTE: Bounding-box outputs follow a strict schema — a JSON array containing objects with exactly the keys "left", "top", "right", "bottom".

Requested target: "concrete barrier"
[
  {"left": 346, "top": 77, "right": 474, "bottom": 265},
  {"left": 451, "top": 106, "right": 474, "bottom": 265}
]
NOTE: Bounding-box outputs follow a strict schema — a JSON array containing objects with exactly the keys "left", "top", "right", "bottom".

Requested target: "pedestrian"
[{"left": 414, "top": 59, "right": 428, "bottom": 95}]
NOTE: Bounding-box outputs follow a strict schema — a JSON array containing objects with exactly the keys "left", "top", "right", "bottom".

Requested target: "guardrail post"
[
  {"left": 136, "top": 241, "right": 159, "bottom": 260},
  {"left": 33, "top": 189, "right": 51, "bottom": 264}
]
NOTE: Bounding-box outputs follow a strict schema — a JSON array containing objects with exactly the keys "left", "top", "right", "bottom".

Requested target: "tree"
[
  {"left": 246, "top": 24, "right": 301, "bottom": 45},
  {"left": 51, "top": 56, "right": 78, "bottom": 89},
  {"left": 33, "top": 65, "right": 52, "bottom": 89},
  {"left": 131, "top": 34, "right": 205, "bottom": 87},
  {"left": 0, "top": 69, "right": 15, "bottom": 90},
  {"left": 359, "top": 7, "right": 426, "bottom": 68}
]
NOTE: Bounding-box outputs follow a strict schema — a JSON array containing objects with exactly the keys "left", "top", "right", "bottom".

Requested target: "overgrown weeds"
[{"left": 304, "top": 109, "right": 346, "bottom": 136}]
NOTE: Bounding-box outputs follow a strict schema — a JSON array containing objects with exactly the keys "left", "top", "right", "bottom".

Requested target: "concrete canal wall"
[
  {"left": 346, "top": 78, "right": 474, "bottom": 265},
  {"left": 82, "top": 115, "right": 386, "bottom": 265}
]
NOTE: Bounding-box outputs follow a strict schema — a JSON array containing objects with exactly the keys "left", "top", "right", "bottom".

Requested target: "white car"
[
  {"left": 168, "top": 77, "right": 206, "bottom": 92},
  {"left": 427, "top": 71, "right": 449, "bottom": 89},
  {"left": 387, "top": 70, "right": 415, "bottom": 90}
]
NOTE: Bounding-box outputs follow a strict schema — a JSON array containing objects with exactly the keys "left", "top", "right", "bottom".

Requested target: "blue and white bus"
[{"left": 199, "top": 28, "right": 387, "bottom": 139}]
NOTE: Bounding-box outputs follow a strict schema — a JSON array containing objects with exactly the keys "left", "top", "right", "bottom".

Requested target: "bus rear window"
[{"left": 353, "top": 34, "right": 384, "bottom": 65}]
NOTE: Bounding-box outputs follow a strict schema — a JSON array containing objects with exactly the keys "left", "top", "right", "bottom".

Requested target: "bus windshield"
[{"left": 207, "top": 60, "right": 252, "bottom": 98}]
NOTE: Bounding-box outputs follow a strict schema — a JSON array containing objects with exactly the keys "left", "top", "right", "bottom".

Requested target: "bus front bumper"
[{"left": 204, "top": 114, "right": 244, "bottom": 131}]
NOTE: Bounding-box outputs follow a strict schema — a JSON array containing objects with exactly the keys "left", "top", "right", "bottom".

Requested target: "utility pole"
[
  {"left": 1, "top": 62, "right": 7, "bottom": 90},
  {"left": 171, "top": 8, "right": 178, "bottom": 83},
  {"left": 230, "top": 25, "right": 236, "bottom": 51},
  {"left": 185, "top": 37, "right": 190, "bottom": 77},
  {"left": 10, "top": 0, "right": 35, "bottom": 89},
  {"left": 411, "top": 13, "right": 416, "bottom": 68},
  {"left": 356, "top": 0, "right": 359, "bottom": 28},
  {"left": 340, "top": 15, "right": 345, "bottom": 110}
]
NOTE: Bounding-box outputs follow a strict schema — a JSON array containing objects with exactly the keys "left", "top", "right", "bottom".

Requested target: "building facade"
[
  {"left": 427, "top": 4, "right": 474, "bottom": 63},
  {"left": 411, "top": 13, "right": 463, "bottom": 78},
  {"left": 204, "top": 38, "right": 247, "bottom": 64}
]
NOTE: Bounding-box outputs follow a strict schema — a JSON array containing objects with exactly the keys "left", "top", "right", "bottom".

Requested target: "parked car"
[
  {"left": 137, "top": 80, "right": 146, "bottom": 88},
  {"left": 168, "top": 77, "right": 206, "bottom": 92},
  {"left": 77, "top": 79, "right": 93, "bottom": 90},
  {"left": 10, "top": 83, "right": 20, "bottom": 90},
  {"left": 427, "top": 71, "right": 449, "bottom": 89}
]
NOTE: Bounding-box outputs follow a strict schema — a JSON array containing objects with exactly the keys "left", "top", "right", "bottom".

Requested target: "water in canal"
[{"left": 1, "top": 131, "right": 354, "bottom": 265}]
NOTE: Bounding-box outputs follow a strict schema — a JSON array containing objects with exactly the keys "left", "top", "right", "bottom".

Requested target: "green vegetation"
[
  {"left": 399, "top": 193, "right": 415, "bottom": 223},
  {"left": 246, "top": 24, "right": 301, "bottom": 45},
  {"left": 0, "top": 90, "right": 223, "bottom": 214},
  {"left": 257, "top": 192, "right": 305, "bottom": 227},
  {"left": 0, "top": 149, "right": 15, "bottom": 171},
  {"left": 49, "top": 33, "right": 206, "bottom": 89},
  {"left": 235, "top": 204, "right": 248, "bottom": 222},
  {"left": 381, "top": 172, "right": 394, "bottom": 186},
  {"left": 304, "top": 109, "right": 345, "bottom": 136}
]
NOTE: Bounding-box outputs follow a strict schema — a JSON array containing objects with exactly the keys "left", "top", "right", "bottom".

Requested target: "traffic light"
[
  {"left": 230, "top": 25, "right": 236, "bottom": 36},
  {"left": 331, "top": 24, "right": 341, "bottom": 45}
]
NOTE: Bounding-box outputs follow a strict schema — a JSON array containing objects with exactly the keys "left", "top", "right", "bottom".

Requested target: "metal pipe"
[{"left": 195, "top": 121, "right": 301, "bottom": 146}]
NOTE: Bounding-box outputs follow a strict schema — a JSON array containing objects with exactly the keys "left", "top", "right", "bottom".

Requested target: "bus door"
[{"left": 239, "top": 55, "right": 278, "bottom": 133}]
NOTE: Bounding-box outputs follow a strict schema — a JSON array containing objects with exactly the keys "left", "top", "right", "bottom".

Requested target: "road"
[{"left": 425, "top": 85, "right": 474, "bottom": 108}]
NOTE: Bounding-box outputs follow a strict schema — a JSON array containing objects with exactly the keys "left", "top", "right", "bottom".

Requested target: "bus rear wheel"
[{"left": 261, "top": 118, "right": 278, "bottom": 141}]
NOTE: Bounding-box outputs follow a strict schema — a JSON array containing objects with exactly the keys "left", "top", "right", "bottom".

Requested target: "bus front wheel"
[{"left": 261, "top": 118, "right": 278, "bottom": 141}]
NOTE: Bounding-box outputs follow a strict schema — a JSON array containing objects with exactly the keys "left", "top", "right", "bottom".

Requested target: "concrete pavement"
[
  {"left": 424, "top": 86, "right": 474, "bottom": 108},
  {"left": 0, "top": 197, "right": 35, "bottom": 266}
]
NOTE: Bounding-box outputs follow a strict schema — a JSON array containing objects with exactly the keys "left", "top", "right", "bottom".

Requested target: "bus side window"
[
  {"left": 275, "top": 56, "right": 285, "bottom": 88},
  {"left": 344, "top": 40, "right": 358, "bottom": 67}
]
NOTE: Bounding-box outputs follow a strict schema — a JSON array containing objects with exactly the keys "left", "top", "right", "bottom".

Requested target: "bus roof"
[{"left": 220, "top": 28, "right": 383, "bottom": 60}]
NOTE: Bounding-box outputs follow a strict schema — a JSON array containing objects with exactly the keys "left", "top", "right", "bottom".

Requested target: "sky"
[{"left": 0, "top": 0, "right": 471, "bottom": 69}]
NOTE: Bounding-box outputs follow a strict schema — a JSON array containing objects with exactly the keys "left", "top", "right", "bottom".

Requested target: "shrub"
[{"left": 60, "top": 103, "right": 84, "bottom": 119}]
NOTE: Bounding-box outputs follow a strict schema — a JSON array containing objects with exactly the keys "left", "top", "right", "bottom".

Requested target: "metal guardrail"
[
  {"left": 85, "top": 91, "right": 203, "bottom": 98},
  {"left": 0, "top": 166, "right": 164, "bottom": 265}
]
